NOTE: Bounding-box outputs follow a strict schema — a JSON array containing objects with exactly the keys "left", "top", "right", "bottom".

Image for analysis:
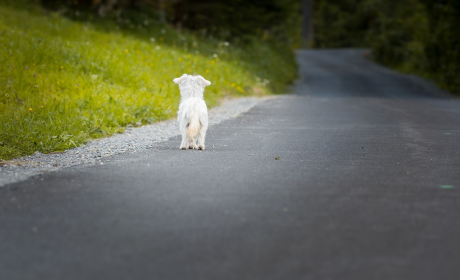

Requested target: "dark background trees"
[
  {"left": 40, "top": 0, "right": 302, "bottom": 49},
  {"left": 312, "top": 0, "right": 460, "bottom": 94}
]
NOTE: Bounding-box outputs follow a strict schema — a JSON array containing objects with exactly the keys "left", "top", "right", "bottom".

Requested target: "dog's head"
[{"left": 173, "top": 74, "right": 211, "bottom": 99}]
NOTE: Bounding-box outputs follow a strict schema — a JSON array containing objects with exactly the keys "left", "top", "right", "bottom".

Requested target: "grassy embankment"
[{"left": 0, "top": 2, "right": 297, "bottom": 160}]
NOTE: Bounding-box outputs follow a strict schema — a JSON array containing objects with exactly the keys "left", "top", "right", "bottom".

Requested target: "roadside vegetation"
[
  {"left": 0, "top": 0, "right": 299, "bottom": 160},
  {"left": 313, "top": 0, "right": 460, "bottom": 95}
]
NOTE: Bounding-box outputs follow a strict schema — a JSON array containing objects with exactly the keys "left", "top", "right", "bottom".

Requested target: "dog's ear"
[
  {"left": 173, "top": 74, "right": 187, "bottom": 84},
  {"left": 197, "top": 76, "right": 211, "bottom": 87}
]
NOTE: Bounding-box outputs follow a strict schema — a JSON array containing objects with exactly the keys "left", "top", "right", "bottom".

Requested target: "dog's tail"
[{"left": 187, "top": 114, "right": 201, "bottom": 139}]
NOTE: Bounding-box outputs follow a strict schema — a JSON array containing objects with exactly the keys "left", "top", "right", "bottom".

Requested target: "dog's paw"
[
  {"left": 180, "top": 146, "right": 187, "bottom": 150},
  {"left": 198, "top": 145, "right": 205, "bottom": 150},
  {"left": 190, "top": 145, "right": 198, "bottom": 150}
]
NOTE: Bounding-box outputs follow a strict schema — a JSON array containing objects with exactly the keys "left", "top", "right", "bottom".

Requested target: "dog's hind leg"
[
  {"left": 180, "top": 132, "right": 189, "bottom": 150},
  {"left": 197, "top": 128, "right": 206, "bottom": 150},
  {"left": 197, "top": 114, "right": 208, "bottom": 150}
]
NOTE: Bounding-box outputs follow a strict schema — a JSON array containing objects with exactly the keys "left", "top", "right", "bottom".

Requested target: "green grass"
[{"left": 0, "top": 2, "right": 297, "bottom": 160}]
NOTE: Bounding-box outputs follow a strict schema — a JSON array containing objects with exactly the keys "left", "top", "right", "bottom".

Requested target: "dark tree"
[{"left": 302, "top": 0, "right": 313, "bottom": 44}]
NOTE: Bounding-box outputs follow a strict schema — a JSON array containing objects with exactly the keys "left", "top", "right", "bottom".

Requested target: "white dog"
[{"left": 173, "top": 74, "right": 211, "bottom": 150}]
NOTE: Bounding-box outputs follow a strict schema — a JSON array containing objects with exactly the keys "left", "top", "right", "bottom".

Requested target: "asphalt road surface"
[{"left": 1, "top": 49, "right": 460, "bottom": 280}]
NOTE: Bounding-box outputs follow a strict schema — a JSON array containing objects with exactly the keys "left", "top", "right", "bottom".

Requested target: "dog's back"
[{"left": 178, "top": 97, "right": 208, "bottom": 139}]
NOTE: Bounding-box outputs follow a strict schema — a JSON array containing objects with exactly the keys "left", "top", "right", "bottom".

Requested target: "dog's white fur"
[{"left": 173, "top": 74, "right": 211, "bottom": 150}]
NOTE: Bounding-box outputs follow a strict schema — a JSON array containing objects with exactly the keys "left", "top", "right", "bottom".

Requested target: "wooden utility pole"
[{"left": 302, "top": 0, "right": 313, "bottom": 46}]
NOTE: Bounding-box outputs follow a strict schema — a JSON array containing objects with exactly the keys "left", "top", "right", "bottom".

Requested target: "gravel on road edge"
[{"left": 0, "top": 96, "right": 277, "bottom": 187}]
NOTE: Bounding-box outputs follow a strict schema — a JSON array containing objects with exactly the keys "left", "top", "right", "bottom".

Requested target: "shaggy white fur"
[{"left": 173, "top": 74, "right": 211, "bottom": 150}]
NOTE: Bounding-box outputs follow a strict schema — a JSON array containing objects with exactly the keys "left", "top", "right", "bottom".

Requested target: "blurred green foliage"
[
  {"left": 36, "top": 0, "right": 302, "bottom": 50},
  {"left": 314, "top": 0, "right": 460, "bottom": 94},
  {"left": 172, "top": 0, "right": 302, "bottom": 48},
  {"left": 39, "top": 0, "right": 301, "bottom": 89},
  {"left": 313, "top": 0, "right": 372, "bottom": 48}
]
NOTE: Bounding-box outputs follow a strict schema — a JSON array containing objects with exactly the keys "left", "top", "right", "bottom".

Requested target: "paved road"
[{"left": 1, "top": 49, "right": 460, "bottom": 280}]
